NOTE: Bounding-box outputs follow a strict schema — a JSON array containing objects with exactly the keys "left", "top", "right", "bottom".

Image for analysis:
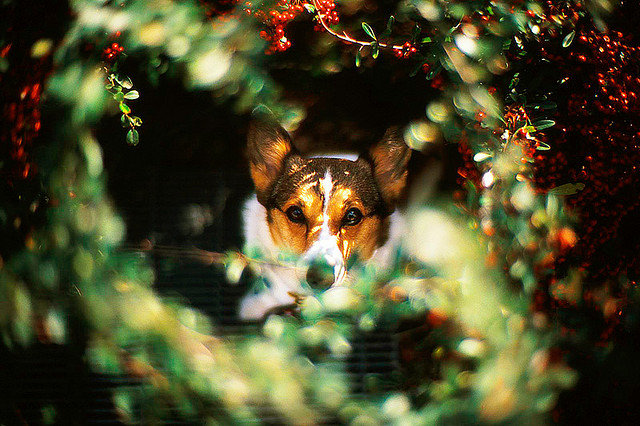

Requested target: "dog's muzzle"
[{"left": 302, "top": 238, "right": 346, "bottom": 290}]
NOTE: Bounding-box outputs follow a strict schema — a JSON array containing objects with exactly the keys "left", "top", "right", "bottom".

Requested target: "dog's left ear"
[
  {"left": 368, "top": 127, "right": 411, "bottom": 211},
  {"left": 247, "top": 117, "right": 297, "bottom": 205}
]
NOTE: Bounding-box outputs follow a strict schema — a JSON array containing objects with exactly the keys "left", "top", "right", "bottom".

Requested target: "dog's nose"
[{"left": 305, "top": 257, "right": 335, "bottom": 289}]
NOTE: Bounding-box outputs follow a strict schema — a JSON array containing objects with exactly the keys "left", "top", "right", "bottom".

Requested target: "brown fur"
[
  {"left": 368, "top": 127, "right": 412, "bottom": 209},
  {"left": 247, "top": 118, "right": 410, "bottom": 265}
]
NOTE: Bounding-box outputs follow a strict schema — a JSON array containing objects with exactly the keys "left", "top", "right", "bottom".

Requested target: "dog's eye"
[
  {"left": 343, "top": 208, "right": 363, "bottom": 226},
  {"left": 285, "top": 206, "right": 305, "bottom": 223}
]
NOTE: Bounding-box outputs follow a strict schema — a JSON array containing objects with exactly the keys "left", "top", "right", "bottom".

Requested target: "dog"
[{"left": 239, "top": 117, "right": 411, "bottom": 320}]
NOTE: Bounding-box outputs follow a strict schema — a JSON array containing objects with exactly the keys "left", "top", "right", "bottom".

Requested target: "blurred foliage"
[{"left": 0, "top": 0, "right": 629, "bottom": 424}]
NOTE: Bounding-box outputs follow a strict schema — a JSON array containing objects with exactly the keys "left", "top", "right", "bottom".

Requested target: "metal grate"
[{"left": 346, "top": 330, "right": 399, "bottom": 395}]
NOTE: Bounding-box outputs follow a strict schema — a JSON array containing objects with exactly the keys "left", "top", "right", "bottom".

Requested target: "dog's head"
[{"left": 247, "top": 118, "right": 410, "bottom": 289}]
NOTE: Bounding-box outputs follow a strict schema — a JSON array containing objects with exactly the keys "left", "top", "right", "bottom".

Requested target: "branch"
[{"left": 311, "top": 0, "right": 403, "bottom": 51}]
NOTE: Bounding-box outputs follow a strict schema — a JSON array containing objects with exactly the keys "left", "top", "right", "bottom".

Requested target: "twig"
[
  {"left": 311, "top": 0, "right": 404, "bottom": 51},
  {"left": 119, "top": 242, "right": 306, "bottom": 272}
]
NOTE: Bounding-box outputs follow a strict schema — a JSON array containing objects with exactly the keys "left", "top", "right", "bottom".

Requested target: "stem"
[
  {"left": 311, "top": 0, "right": 404, "bottom": 50},
  {"left": 105, "top": 69, "right": 137, "bottom": 133}
]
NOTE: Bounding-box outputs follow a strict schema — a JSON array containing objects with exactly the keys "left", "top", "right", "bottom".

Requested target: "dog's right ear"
[{"left": 247, "top": 116, "right": 296, "bottom": 205}]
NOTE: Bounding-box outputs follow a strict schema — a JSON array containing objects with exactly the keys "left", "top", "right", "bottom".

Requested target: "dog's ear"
[
  {"left": 368, "top": 127, "right": 411, "bottom": 211},
  {"left": 247, "top": 116, "right": 297, "bottom": 205}
]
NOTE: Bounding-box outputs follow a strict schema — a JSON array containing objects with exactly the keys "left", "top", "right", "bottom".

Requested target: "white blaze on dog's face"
[{"left": 247, "top": 119, "right": 411, "bottom": 289}]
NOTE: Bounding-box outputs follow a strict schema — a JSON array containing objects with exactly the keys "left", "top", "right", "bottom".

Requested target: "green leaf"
[
  {"left": 533, "top": 119, "right": 556, "bottom": 130},
  {"left": 124, "top": 90, "right": 139, "bottom": 100},
  {"left": 0, "top": 56, "right": 9, "bottom": 73},
  {"left": 303, "top": 3, "right": 315, "bottom": 13},
  {"left": 120, "top": 114, "right": 128, "bottom": 127},
  {"left": 409, "top": 61, "right": 423, "bottom": 77},
  {"left": 425, "top": 64, "right": 441, "bottom": 80},
  {"left": 536, "top": 141, "right": 551, "bottom": 150},
  {"left": 381, "top": 16, "right": 395, "bottom": 38},
  {"left": 105, "top": 83, "right": 114, "bottom": 90},
  {"left": 130, "top": 116, "right": 143, "bottom": 126},
  {"left": 362, "top": 22, "right": 376, "bottom": 40},
  {"left": 531, "top": 100, "right": 557, "bottom": 110},
  {"left": 126, "top": 129, "right": 139, "bottom": 146},
  {"left": 120, "top": 76, "right": 133, "bottom": 89},
  {"left": 421, "top": 37, "right": 432, "bottom": 44},
  {"left": 473, "top": 152, "right": 492, "bottom": 162},
  {"left": 371, "top": 42, "right": 379, "bottom": 59},
  {"left": 509, "top": 72, "right": 520, "bottom": 90},
  {"left": 355, "top": 48, "right": 362, "bottom": 68},
  {"left": 509, "top": 92, "right": 526, "bottom": 104},
  {"left": 562, "top": 31, "right": 575, "bottom": 48},
  {"left": 412, "top": 24, "right": 421, "bottom": 41},
  {"left": 42, "top": 404, "right": 56, "bottom": 425},
  {"left": 119, "top": 102, "right": 131, "bottom": 114},
  {"left": 114, "top": 92, "right": 125, "bottom": 103},
  {"left": 113, "top": 389, "right": 134, "bottom": 418},
  {"left": 548, "top": 182, "right": 585, "bottom": 195}
]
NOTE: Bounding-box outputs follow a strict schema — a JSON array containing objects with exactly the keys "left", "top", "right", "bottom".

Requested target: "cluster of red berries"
[
  {"left": 524, "top": 1, "right": 582, "bottom": 38},
  {"left": 250, "top": 0, "right": 339, "bottom": 54},
  {"left": 505, "top": 106, "right": 541, "bottom": 158},
  {"left": 203, "top": 0, "right": 422, "bottom": 59},
  {"left": 455, "top": 139, "right": 482, "bottom": 192},
  {"left": 533, "top": 26, "right": 640, "bottom": 286},
  {"left": 572, "top": 30, "right": 639, "bottom": 115},
  {"left": 103, "top": 42, "right": 124, "bottom": 63},
  {"left": 1, "top": 43, "right": 45, "bottom": 181},
  {"left": 252, "top": 1, "right": 305, "bottom": 54},
  {"left": 456, "top": 105, "right": 546, "bottom": 218},
  {"left": 5, "top": 82, "right": 42, "bottom": 180},
  {"left": 393, "top": 41, "right": 417, "bottom": 59},
  {"left": 313, "top": 0, "right": 339, "bottom": 30},
  {"left": 542, "top": 0, "right": 581, "bottom": 25}
]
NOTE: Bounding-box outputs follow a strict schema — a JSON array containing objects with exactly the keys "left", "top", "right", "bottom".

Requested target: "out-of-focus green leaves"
[
  {"left": 548, "top": 182, "right": 586, "bottom": 196},
  {"left": 0, "top": 0, "right": 621, "bottom": 424},
  {"left": 41, "top": 405, "right": 57, "bottom": 425},
  {"left": 31, "top": 39, "right": 54, "bottom": 58},
  {"left": 404, "top": 0, "right": 607, "bottom": 155},
  {"left": 2, "top": 278, "right": 34, "bottom": 347}
]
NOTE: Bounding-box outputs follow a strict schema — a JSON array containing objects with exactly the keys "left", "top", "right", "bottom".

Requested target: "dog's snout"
[{"left": 305, "top": 258, "right": 335, "bottom": 289}]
